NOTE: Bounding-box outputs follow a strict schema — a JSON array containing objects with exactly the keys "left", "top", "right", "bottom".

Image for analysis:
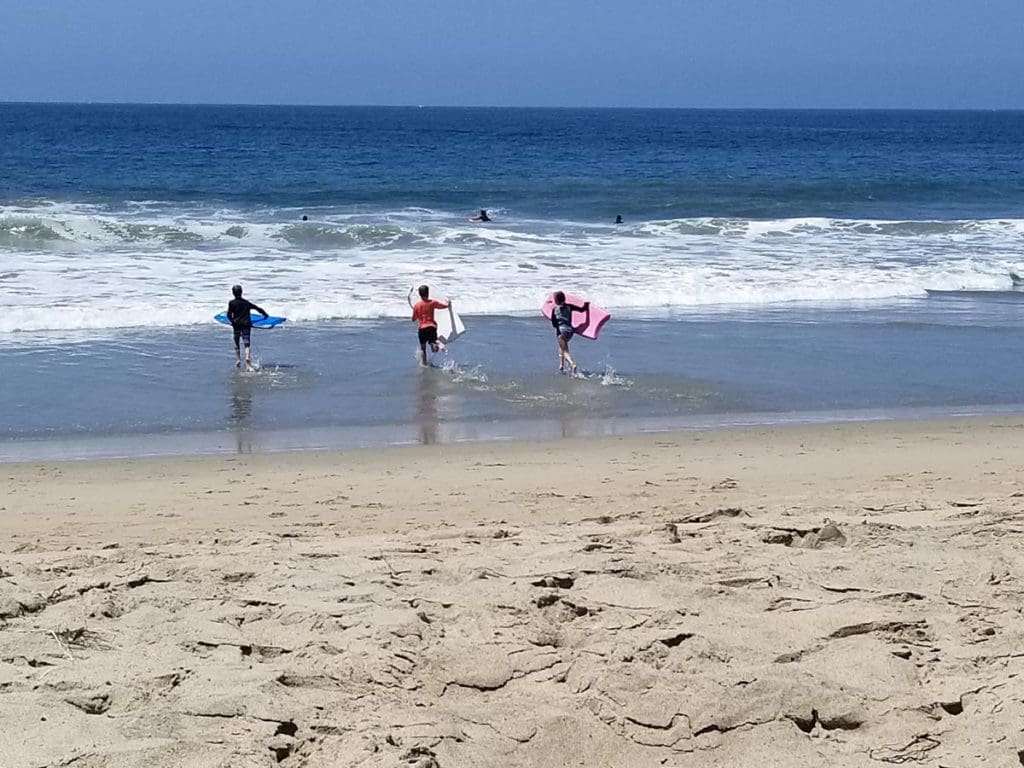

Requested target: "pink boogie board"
[{"left": 541, "top": 293, "right": 611, "bottom": 340}]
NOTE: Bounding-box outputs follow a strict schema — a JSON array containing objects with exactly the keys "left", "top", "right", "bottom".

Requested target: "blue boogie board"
[{"left": 214, "top": 312, "right": 287, "bottom": 329}]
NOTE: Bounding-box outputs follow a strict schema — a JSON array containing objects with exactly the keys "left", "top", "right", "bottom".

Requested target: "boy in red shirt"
[{"left": 411, "top": 285, "right": 451, "bottom": 366}]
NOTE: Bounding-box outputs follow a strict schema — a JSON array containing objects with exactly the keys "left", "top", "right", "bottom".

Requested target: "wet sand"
[{"left": 2, "top": 417, "right": 1024, "bottom": 767}]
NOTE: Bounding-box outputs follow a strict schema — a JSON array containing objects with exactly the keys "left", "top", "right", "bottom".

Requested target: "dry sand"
[{"left": 2, "top": 417, "right": 1024, "bottom": 767}]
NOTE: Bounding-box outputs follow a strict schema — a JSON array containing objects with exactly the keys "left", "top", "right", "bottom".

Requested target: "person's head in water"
[
  {"left": 614, "top": 214, "right": 623, "bottom": 224},
  {"left": 232, "top": 284, "right": 243, "bottom": 298},
  {"left": 553, "top": 290, "right": 566, "bottom": 305},
  {"left": 418, "top": 285, "right": 430, "bottom": 300},
  {"left": 302, "top": 215, "right": 308, "bottom": 221}
]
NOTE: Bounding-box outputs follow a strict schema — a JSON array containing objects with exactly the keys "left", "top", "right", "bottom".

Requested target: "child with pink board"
[{"left": 542, "top": 291, "right": 611, "bottom": 374}]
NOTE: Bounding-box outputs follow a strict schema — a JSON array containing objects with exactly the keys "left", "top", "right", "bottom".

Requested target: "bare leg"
[
  {"left": 557, "top": 335, "right": 576, "bottom": 373},
  {"left": 244, "top": 343, "right": 254, "bottom": 372},
  {"left": 234, "top": 342, "right": 242, "bottom": 368}
]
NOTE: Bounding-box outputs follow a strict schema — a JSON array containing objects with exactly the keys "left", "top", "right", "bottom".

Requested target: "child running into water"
[
  {"left": 411, "top": 285, "right": 451, "bottom": 366},
  {"left": 550, "top": 291, "right": 589, "bottom": 374},
  {"left": 226, "top": 284, "right": 269, "bottom": 371}
]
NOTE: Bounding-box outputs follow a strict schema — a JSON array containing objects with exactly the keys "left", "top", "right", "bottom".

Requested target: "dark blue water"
[{"left": 3, "top": 104, "right": 1024, "bottom": 219}]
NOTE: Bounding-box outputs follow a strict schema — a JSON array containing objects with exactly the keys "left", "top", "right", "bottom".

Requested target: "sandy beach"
[{"left": 2, "top": 416, "right": 1024, "bottom": 767}]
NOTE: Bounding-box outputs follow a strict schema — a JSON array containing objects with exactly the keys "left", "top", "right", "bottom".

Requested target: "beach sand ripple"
[{"left": 2, "top": 420, "right": 1024, "bottom": 766}]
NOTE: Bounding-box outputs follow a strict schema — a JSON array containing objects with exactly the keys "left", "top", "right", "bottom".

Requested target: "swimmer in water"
[{"left": 469, "top": 209, "right": 491, "bottom": 223}]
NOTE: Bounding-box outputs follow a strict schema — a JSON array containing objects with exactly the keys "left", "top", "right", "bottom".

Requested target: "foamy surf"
[{"left": 2, "top": 201, "right": 1024, "bottom": 337}]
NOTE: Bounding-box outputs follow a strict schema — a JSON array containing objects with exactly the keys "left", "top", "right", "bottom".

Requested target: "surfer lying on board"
[
  {"left": 411, "top": 285, "right": 452, "bottom": 366},
  {"left": 227, "top": 284, "right": 269, "bottom": 371},
  {"left": 551, "top": 291, "right": 589, "bottom": 375},
  {"left": 469, "top": 209, "right": 491, "bottom": 223}
]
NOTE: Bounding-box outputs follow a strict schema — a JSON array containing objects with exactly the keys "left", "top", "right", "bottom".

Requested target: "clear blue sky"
[{"left": 3, "top": 0, "right": 1022, "bottom": 108}]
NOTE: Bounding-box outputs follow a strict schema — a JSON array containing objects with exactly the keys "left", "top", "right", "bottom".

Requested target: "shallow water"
[{"left": 4, "top": 296, "right": 1024, "bottom": 459}]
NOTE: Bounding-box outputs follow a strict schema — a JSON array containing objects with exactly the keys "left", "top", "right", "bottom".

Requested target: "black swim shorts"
[
  {"left": 233, "top": 326, "right": 252, "bottom": 348},
  {"left": 418, "top": 326, "right": 438, "bottom": 345}
]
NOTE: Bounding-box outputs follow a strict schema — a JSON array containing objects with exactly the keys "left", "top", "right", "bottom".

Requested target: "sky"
[{"left": 2, "top": 0, "right": 1022, "bottom": 109}]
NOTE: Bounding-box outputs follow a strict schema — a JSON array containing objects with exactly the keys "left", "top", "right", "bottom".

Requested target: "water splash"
[
  {"left": 568, "top": 362, "right": 632, "bottom": 387},
  {"left": 443, "top": 360, "right": 489, "bottom": 384},
  {"left": 598, "top": 363, "right": 630, "bottom": 387}
]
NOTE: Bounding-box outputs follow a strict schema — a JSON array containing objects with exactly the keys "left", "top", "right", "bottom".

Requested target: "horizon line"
[{"left": 1, "top": 100, "right": 1022, "bottom": 113}]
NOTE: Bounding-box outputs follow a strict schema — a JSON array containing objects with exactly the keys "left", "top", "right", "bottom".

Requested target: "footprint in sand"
[{"left": 802, "top": 521, "right": 847, "bottom": 548}]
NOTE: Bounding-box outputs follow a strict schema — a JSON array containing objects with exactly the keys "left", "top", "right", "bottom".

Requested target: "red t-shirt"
[{"left": 411, "top": 299, "right": 449, "bottom": 329}]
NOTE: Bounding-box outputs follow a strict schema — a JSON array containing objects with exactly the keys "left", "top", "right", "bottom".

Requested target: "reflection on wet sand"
[
  {"left": 230, "top": 374, "right": 255, "bottom": 453},
  {"left": 415, "top": 371, "right": 441, "bottom": 445}
]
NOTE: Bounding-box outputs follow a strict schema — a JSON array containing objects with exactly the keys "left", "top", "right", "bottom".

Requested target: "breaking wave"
[{"left": 1, "top": 200, "right": 1023, "bottom": 335}]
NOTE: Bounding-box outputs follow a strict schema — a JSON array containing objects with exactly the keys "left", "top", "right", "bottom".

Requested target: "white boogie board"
[
  {"left": 408, "top": 287, "right": 467, "bottom": 344},
  {"left": 435, "top": 302, "right": 466, "bottom": 343}
]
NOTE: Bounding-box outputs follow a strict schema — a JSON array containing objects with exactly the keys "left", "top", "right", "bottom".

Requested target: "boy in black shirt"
[{"left": 227, "top": 284, "right": 268, "bottom": 371}]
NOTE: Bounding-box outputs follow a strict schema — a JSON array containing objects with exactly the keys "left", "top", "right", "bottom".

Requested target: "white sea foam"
[{"left": 1, "top": 201, "right": 1023, "bottom": 336}]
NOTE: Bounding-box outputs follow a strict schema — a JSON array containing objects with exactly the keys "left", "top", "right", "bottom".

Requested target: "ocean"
[{"left": 2, "top": 104, "right": 1024, "bottom": 459}]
